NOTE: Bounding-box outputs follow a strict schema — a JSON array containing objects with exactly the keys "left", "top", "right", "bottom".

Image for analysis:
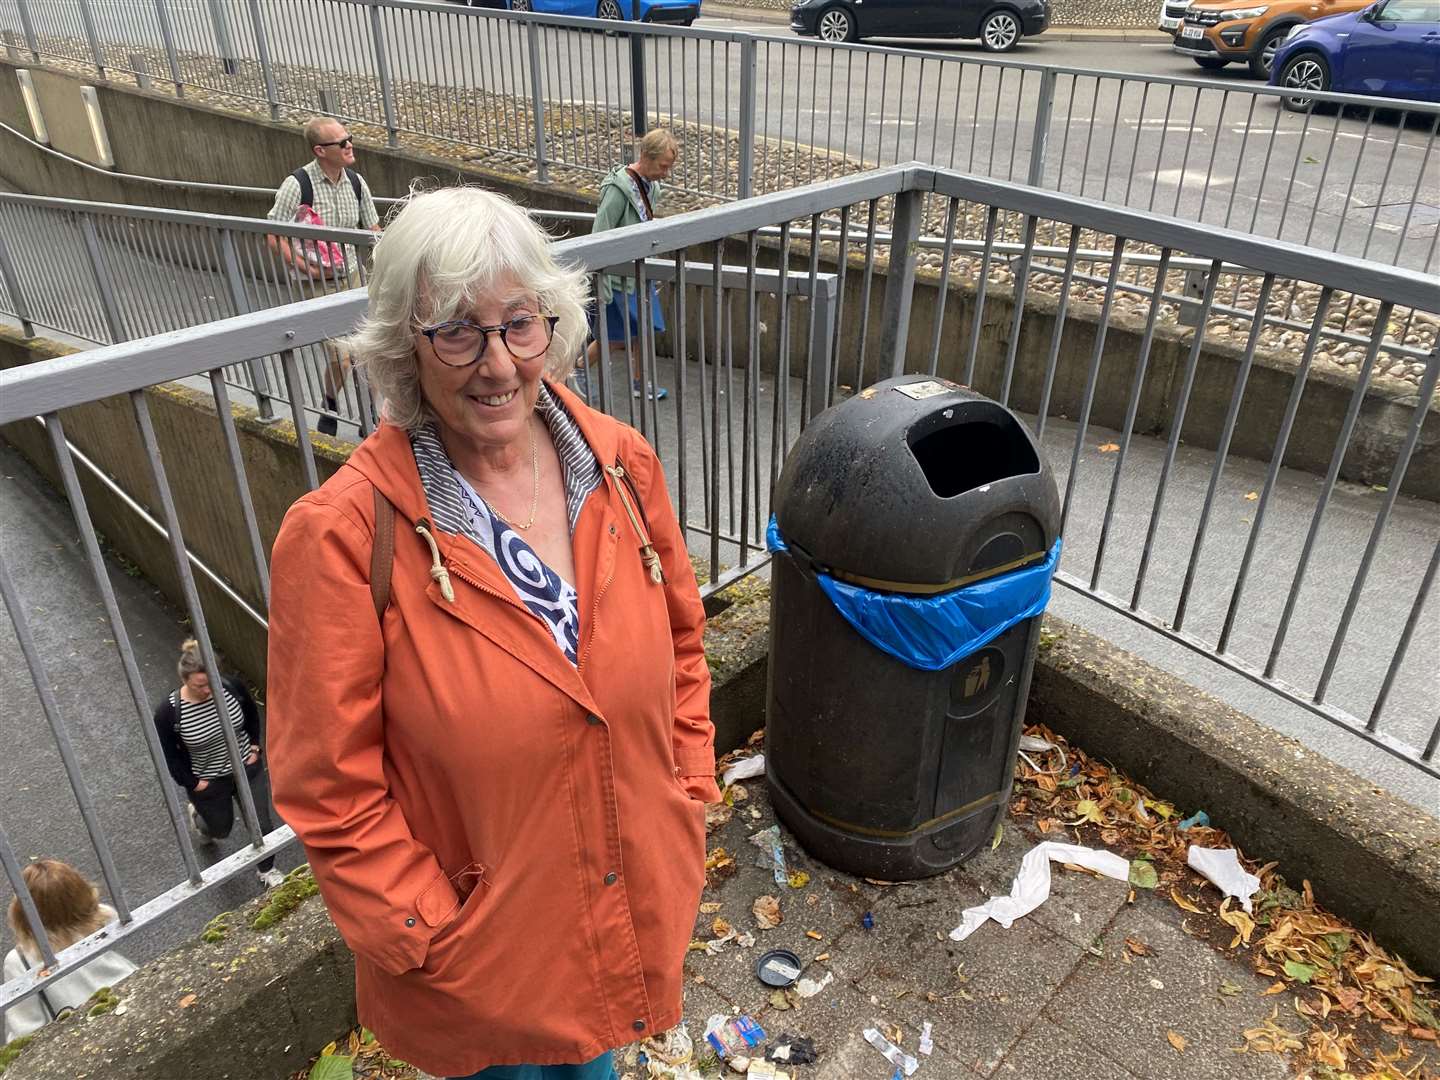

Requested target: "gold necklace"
[{"left": 485, "top": 419, "right": 540, "bottom": 531}]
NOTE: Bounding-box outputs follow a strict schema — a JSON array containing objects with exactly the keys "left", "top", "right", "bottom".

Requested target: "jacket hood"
[
  {"left": 341, "top": 379, "right": 623, "bottom": 533},
  {"left": 599, "top": 164, "right": 651, "bottom": 216}
]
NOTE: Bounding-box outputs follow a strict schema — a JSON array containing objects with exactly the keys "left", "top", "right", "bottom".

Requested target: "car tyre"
[
  {"left": 1248, "top": 25, "right": 1287, "bottom": 79},
  {"left": 1193, "top": 56, "right": 1228, "bottom": 70},
  {"left": 816, "top": 6, "right": 856, "bottom": 42},
  {"left": 510, "top": 0, "right": 532, "bottom": 8},
  {"left": 979, "top": 8, "right": 1022, "bottom": 52},
  {"left": 596, "top": 0, "right": 624, "bottom": 18},
  {"left": 1278, "top": 51, "right": 1329, "bottom": 112}
]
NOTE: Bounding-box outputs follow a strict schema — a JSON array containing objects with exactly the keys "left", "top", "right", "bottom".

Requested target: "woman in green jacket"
[{"left": 582, "top": 129, "right": 678, "bottom": 402}]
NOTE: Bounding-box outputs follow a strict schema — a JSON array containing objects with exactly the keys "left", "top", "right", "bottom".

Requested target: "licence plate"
[
  {"left": 1181, "top": 24, "right": 1204, "bottom": 38},
  {"left": 1161, "top": 16, "right": 1181, "bottom": 27}
]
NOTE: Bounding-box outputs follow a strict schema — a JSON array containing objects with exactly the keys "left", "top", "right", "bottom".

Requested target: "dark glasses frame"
[
  {"left": 314, "top": 137, "right": 353, "bottom": 149},
  {"left": 417, "top": 314, "right": 560, "bottom": 368}
]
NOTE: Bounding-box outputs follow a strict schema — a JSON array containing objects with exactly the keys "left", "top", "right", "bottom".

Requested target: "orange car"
[{"left": 1172, "top": 0, "right": 1372, "bottom": 78}]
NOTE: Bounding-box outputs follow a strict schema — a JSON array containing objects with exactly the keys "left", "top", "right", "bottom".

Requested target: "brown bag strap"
[{"left": 370, "top": 486, "right": 395, "bottom": 619}]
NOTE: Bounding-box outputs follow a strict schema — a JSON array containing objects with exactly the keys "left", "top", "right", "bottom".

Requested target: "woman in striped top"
[{"left": 152, "top": 639, "right": 283, "bottom": 888}]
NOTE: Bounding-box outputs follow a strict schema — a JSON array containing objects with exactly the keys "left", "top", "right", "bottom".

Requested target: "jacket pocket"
[{"left": 424, "top": 863, "right": 491, "bottom": 962}]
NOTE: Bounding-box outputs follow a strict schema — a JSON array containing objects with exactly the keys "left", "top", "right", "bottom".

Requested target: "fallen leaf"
[
  {"left": 178, "top": 994, "right": 197, "bottom": 1009},
  {"left": 1410, "top": 1026, "right": 1438, "bottom": 1042},
  {"left": 1219, "top": 899, "right": 1256, "bottom": 948},
  {"left": 1125, "top": 937, "right": 1154, "bottom": 957},
  {"left": 1170, "top": 888, "right": 1205, "bottom": 914},
  {"left": 1244, "top": 491, "right": 1259, "bottom": 501},
  {"left": 1070, "top": 799, "right": 1105, "bottom": 825},
  {"left": 1283, "top": 959, "right": 1316, "bottom": 984},
  {"left": 883, "top": 1023, "right": 904, "bottom": 1046},
  {"left": 308, "top": 1056, "right": 355, "bottom": 1080},
  {"left": 1098, "top": 442, "right": 1120, "bottom": 452},
  {"left": 753, "top": 894, "right": 782, "bottom": 929},
  {"left": 699, "top": 902, "right": 722, "bottom": 914},
  {"left": 991, "top": 822, "right": 1003, "bottom": 851},
  {"left": 1262, "top": 981, "right": 1288, "bottom": 996},
  {"left": 1166, "top": 1030, "right": 1187, "bottom": 1053},
  {"left": 1219, "top": 980, "right": 1244, "bottom": 997},
  {"left": 768, "top": 988, "right": 793, "bottom": 1010},
  {"left": 712, "top": 917, "right": 733, "bottom": 937},
  {"left": 1129, "top": 860, "right": 1159, "bottom": 890},
  {"left": 787, "top": 871, "right": 811, "bottom": 889}
]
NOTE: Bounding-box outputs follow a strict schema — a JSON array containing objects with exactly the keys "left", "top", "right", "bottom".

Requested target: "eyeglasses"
[
  {"left": 315, "top": 137, "right": 353, "bottom": 149},
  {"left": 418, "top": 314, "right": 559, "bottom": 367}
]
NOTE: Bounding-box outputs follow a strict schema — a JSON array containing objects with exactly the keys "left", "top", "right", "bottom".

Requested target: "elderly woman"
[{"left": 265, "top": 187, "right": 718, "bottom": 1080}]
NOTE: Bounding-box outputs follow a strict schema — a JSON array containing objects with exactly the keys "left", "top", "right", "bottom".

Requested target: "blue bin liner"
[{"left": 767, "top": 516, "right": 1061, "bottom": 672}]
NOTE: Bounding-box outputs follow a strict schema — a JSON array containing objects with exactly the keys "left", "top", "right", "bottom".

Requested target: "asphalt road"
[{"left": 10, "top": 1, "right": 1437, "bottom": 269}]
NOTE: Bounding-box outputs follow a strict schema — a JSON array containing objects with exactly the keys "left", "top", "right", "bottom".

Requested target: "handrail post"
[
  {"left": 526, "top": 20, "right": 549, "bottom": 182},
  {"left": 877, "top": 187, "right": 922, "bottom": 379},
  {"left": 1027, "top": 67, "right": 1057, "bottom": 188},
  {"left": 153, "top": 0, "right": 184, "bottom": 97},
  {"left": 0, "top": 229, "right": 36, "bottom": 338},
  {"left": 737, "top": 36, "right": 756, "bottom": 199},
  {"left": 629, "top": 1, "right": 647, "bottom": 138},
  {"left": 77, "top": 0, "right": 107, "bottom": 78},
  {"left": 218, "top": 229, "right": 275, "bottom": 420},
  {"left": 368, "top": 3, "right": 399, "bottom": 148},
  {"left": 206, "top": 0, "right": 239, "bottom": 76},
  {"left": 15, "top": 0, "right": 40, "bottom": 62},
  {"left": 246, "top": 0, "right": 280, "bottom": 120},
  {"left": 77, "top": 214, "right": 126, "bottom": 343}
]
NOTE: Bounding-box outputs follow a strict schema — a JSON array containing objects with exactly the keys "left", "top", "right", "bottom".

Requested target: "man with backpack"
[{"left": 266, "top": 117, "right": 382, "bottom": 435}]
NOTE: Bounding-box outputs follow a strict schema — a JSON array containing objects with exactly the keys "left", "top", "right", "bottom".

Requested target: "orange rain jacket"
[{"left": 266, "top": 383, "right": 718, "bottom": 1078}]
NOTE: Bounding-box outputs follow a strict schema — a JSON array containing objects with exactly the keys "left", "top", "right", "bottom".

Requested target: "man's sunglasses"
[{"left": 315, "top": 137, "right": 353, "bottom": 149}]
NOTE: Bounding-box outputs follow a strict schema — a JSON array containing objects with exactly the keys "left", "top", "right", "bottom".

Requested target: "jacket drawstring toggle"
[
  {"left": 605, "top": 463, "right": 664, "bottom": 585},
  {"left": 415, "top": 520, "right": 455, "bottom": 602}
]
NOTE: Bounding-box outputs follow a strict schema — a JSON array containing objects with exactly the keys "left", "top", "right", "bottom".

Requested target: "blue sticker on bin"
[{"left": 767, "top": 516, "right": 1061, "bottom": 672}]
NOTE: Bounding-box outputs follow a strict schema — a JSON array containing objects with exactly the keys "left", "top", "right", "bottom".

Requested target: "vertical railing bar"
[
  {"left": 1057, "top": 236, "right": 1126, "bottom": 535},
  {"left": 279, "top": 348, "right": 322, "bottom": 491},
  {"left": 1171, "top": 271, "right": 1277, "bottom": 632},
  {"left": 1275, "top": 102, "right": 1315, "bottom": 243},
  {"left": 1248, "top": 101, "right": 1285, "bottom": 236},
  {"left": 14, "top": 0, "right": 41, "bottom": 62},
  {"left": 1099, "top": 76, "right": 1124, "bottom": 201},
  {"left": 42, "top": 414, "right": 205, "bottom": 883},
  {"left": 1367, "top": 538, "right": 1438, "bottom": 734},
  {"left": 709, "top": 239, "right": 724, "bottom": 580},
  {"left": 1034, "top": 225, "right": 1081, "bottom": 446},
  {"left": 962, "top": 205, "right": 999, "bottom": 387},
  {"left": 1148, "top": 84, "right": 1176, "bottom": 213},
  {"left": 1090, "top": 247, "right": 1174, "bottom": 590},
  {"left": 926, "top": 197, "right": 960, "bottom": 377},
  {"left": 619, "top": 271, "right": 638, "bottom": 429},
  {"left": 0, "top": 552, "right": 131, "bottom": 919},
  {"left": 1264, "top": 311, "right": 1389, "bottom": 678},
  {"left": 998, "top": 214, "right": 1038, "bottom": 407},
  {"left": 802, "top": 211, "right": 823, "bottom": 426},
  {"left": 1222, "top": 94, "right": 1259, "bottom": 230},
  {"left": 1218, "top": 287, "right": 1334, "bottom": 652},
  {"left": 207, "top": 371, "right": 272, "bottom": 610},
  {"left": 1131, "top": 258, "right": 1223, "bottom": 610},
  {"left": 739, "top": 230, "right": 757, "bottom": 558},
  {"left": 829, "top": 204, "right": 851, "bottom": 408},
  {"left": 76, "top": 0, "right": 105, "bottom": 74},
  {"left": 1359, "top": 110, "right": 1404, "bottom": 263},
  {"left": 769, "top": 222, "right": 791, "bottom": 496},
  {"left": 737, "top": 36, "right": 755, "bottom": 199},
  {"left": 0, "top": 226, "right": 36, "bottom": 337},
  {"left": 527, "top": 20, "right": 548, "bottom": 182},
  {"left": 245, "top": 0, "right": 278, "bottom": 120},
  {"left": 1169, "top": 84, "right": 1202, "bottom": 217},
  {"left": 1314, "top": 341, "right": 1435, "bottom": 704},
  {"left": 0, "top": 823, "right": 58, "bottom": 966},
  {"left": 1300, "top": 106, "right": 1346, "bottom": 251},
  {"left": 1123, "top": 79, "right": 1149, "bottom": 208},
  {"left": 853, "top": 198, "right": 878, "bottom": 391},
  {"left": 78, "top": 213, "right": 126, "bottom": 343},
  {"left": 1196, "top": 89, "right": 1228, "bottom": 225},
  {"left": 1389, "top": 113, "right": 1438, "bottom": 269},
  {"left": 129, "top": 390, "right": 264, "bottom": 840},
  {"left": 676, "top": 250, "right": 689, "bottom": 526},
  {"left": 153, "top": 0, "right": 183, "bottom": 94}
]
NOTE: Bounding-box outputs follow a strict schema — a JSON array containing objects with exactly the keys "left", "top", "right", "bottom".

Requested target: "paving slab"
[
  {"left": 989, "top": 1018, "right": 1143, "bottom": 1080},
  {"left": 1040, "top": 901, "right": 1291, "bottom": 1080}
]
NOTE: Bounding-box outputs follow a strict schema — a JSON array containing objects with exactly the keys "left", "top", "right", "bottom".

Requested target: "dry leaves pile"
[{"left": 1013, "top": 723, "right": 1439, "bottom": 1079}]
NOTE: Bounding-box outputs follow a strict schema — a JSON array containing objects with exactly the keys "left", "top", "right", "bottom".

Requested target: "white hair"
[{"left": 344, "top": 185, "right": 590, "bottom": 432}]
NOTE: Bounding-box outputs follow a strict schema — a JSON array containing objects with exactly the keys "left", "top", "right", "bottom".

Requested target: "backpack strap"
[
  {"left": 371, "top": 486, "right": 395, "bottom": 619},
  {"left": 292, "top": 166, "right": 314, "bottom": 209},
  {"left": 346, "top": 168, "right": 364, "bottom": 229}
]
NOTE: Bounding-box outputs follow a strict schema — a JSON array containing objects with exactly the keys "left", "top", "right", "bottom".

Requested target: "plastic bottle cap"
[{"left": 755, "top": 948, "right": 803, "bottom": 987}]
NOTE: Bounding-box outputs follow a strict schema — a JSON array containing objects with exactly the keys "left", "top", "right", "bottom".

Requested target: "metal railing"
[
  {"left": 1, "top": 0, "right": 1436, "bottom": 272},
  {"left": 1, "top": 163, "right": 1437, "bottom": 1018}
]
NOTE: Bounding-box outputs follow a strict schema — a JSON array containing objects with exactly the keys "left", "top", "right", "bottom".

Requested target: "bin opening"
[{"left": 908, "top": 410, "right": 1039, "bottom": 499}]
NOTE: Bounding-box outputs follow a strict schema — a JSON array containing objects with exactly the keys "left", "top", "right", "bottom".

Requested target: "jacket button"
[
  {"left": 405, "top": 917, "right": 416, "bottom": 927},
  {"left": 604, "top": 872, "right": 617, "bottom": 885},
  {"left": 586, "top": 714, "right": 602, "bottom": 726},
  {"left": 633, "top": 1020, "right": 646, "bottom": 1032}
]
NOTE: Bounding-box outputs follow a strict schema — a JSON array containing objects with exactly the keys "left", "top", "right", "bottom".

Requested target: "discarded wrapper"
[
  {"left": 756, "top": 949, "right": 803, "bottom": 988},
  {"left": 767, "top": 1035, "right": 818, "bottom": 1065},
  {"left": 750, "top": 825, "right": 789, "bottom": 886},
  {"left": 793, "top": 971, "right": 833, "bottom": 999},
  {"left": 918, "top": 1021, "right": 934, "bottom": 1056},
  {"left": 949, "top": 841, "right": 1130, "bottom": 941},
  {"left": 1186, "top": 846, "right": 1261, "bottom": 914},
  {"left": 1177, "top": 810, "right": 1210, "bottom": 831},
  {"left": 744, "top": 1062, "right": 790, "bottom": 1080},
  {"left": 723, "top": 754, "right": 766, "bottom": 785},
  {"left": 863, "top": 1027, "right": 918, "bottom": 1077},
  {"left": 705, "top": 1015, "right": 766, "bottom": 1059}
]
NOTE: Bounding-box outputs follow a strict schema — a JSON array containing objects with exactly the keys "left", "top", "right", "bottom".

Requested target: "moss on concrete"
[
  {"left": 83, "top": 988, "right": 120, "bottom": 1019},
  {"left": 250, "top": 866, "right": 321, "bottom": 932},
  {"left": 0, "top": 1035, "right": 35, "bottom": 1074}
]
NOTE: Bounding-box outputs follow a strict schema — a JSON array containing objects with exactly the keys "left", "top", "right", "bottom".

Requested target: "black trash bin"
[{"left": 765, "top": 374, "right": 1061, "bottom": 881}]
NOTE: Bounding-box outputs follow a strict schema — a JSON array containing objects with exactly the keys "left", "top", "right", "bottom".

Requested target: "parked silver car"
[{"left": 1158, "top": 0, "right": 1192, "bottom": 33}]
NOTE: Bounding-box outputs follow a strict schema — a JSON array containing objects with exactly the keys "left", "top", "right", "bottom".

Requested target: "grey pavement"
[
  {"left": 0, "top": 439, "right": 301, "bottom": 1025},
  {"left": 665, "top": 777, "right": 1297, "bottom": 1080}
]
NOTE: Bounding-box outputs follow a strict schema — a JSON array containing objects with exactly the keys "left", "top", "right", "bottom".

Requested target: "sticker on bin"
[{"left": 892, "top": 379, "right": 957, "bottom": 400}]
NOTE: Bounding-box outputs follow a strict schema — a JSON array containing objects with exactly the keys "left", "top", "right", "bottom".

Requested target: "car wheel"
[
  {"left": 1248, "top": 26, "right": 1287, "bottom": 79},
  {"left": 596, "top": 0, "right": 624, "bottom": 18},
  {"left": 1194, "top": 56, "right": 1228, "bottom": 70},
  {"left": 511, "top": 0, "right": 532, "bottom": 8},
  {"left": 980, "top": 9, "right": 1021, "bottom": 52},
  {"left": 1279, "top": 52, "right": 1329, "bottom": 112},
  {"left": 816, "top": 6, "right": 856, "bottom": 42}
]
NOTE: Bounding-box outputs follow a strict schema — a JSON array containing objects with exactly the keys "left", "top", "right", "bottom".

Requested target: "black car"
[{"left": 790, "top": 0, "right": 1049, "bottom": 48}]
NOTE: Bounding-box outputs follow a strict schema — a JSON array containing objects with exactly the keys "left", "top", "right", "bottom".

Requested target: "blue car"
[
  {"left": 1269, "top": 0, "right": 1440, "bottom": 111},
  {"left": 507, "top": 0, "right": 700, "bottom": 24}
]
